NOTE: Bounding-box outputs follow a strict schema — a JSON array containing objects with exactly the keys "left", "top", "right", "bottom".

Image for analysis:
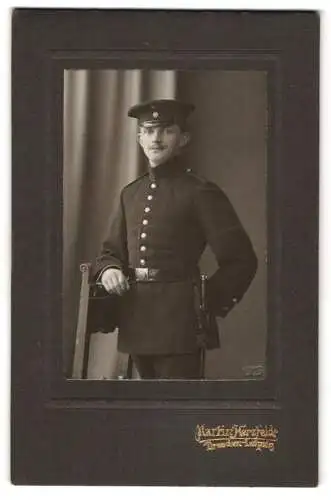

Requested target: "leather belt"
[{"left": 130, "top": 267, "right": 196, "bottom": 283}]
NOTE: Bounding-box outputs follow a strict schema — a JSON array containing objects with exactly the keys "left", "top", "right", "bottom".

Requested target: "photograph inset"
[{"left": 63, "top": 69, "right": 267, "bottom": 381}]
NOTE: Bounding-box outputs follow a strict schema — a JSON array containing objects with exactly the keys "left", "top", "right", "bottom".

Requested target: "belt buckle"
[
  {"left": 136, "top": 267, "right": 148, "bottom": 281},
  {"left": 135, "top": 268, "right": 158, "bottom": 281}
]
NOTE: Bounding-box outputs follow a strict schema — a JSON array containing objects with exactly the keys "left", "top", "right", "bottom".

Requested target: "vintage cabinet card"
[{"left": 11, "top": 9, "right": 318, "bottom": 486}]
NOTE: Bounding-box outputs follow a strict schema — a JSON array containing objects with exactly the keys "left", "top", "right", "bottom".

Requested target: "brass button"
[
  {"left": 140, "top": 245, "right": 146, "bottom": 252},
  {"left": 232, "top": 297, "right": 238, "bottom": 303},
  {"left": 141, "top": 232, "right": 147, "bottom": 239},
  {"left": 142, "top": 219, "right": 148, "bottom": 225},
  {"left": 144, "top": 207, "right": 151, "bottom": 213},
  {"left": 150, "top": 183, "right": 157, "bottom": 189},
  {"left": 140, "top": 258, "right": 146, "bottom": 266},
  {"left": 147, "top": 195, "right": 153, "bottom": 201}
]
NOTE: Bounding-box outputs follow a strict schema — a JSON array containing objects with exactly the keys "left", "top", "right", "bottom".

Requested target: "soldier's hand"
[{"left": 101, "top": 268, "right": 130, "bottom": 295}]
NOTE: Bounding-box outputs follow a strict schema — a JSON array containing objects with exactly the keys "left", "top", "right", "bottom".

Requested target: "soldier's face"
[{"left": 138, "top": 123, "right": 189, "bottom": 167}]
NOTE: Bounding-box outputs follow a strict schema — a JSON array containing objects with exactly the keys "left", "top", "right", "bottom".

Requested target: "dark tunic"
[{"left": 94, "top": 157, "right": 257, "bottom": 355}]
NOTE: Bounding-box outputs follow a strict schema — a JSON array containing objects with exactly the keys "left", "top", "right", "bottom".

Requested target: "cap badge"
[{"left": 152, "top": 111, "right": 159, "bottom": 119}]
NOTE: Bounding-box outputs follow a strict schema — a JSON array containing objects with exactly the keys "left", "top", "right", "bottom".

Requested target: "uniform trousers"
[{"left": 131, "top": 351, "right": 202, "bottom": 379}]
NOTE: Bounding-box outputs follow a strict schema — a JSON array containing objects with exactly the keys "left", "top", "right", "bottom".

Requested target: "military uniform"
[{"left": 93, "top": 99, "right": 258, "bottom": 378}]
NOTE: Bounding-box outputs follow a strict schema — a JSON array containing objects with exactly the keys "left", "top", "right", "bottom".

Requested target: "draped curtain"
[{"left": 63, "top": 70, "right": 176, "bottom": 378}]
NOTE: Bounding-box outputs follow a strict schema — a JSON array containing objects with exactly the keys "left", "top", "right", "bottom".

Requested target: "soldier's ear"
[
  {"left": 179, "top": 131, "right": 191, "bottom": 148},
  {"left": 137, "top": 129, "right": 143, "bottom": 146}
]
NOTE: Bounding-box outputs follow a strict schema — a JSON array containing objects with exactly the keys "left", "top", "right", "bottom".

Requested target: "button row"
[{"left": 139, "top": 182, "right": 157, "bottom": 267}]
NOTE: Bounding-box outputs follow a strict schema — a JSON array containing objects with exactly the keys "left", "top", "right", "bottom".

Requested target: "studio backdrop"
[{"left": 63, "top": 69, "right": 267, "bottom": 380}]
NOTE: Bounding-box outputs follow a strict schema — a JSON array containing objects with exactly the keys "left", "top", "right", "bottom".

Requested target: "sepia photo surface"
[{"left": 63, "top": 69, "right": 268, "bottom": 381}]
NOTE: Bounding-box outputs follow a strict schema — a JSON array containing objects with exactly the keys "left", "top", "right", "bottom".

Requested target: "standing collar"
[{"left": 147, "top": 156, "right": 186, "bottom": 180}]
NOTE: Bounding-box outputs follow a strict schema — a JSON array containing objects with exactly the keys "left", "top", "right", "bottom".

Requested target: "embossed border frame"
[{"left": 12, "top": 9, "right": 319, "bottom": 485}]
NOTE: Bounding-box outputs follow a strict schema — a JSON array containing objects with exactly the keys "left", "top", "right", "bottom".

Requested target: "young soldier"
[{"left": 94, "top": 98, "right": 257, "bottom": 379}]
